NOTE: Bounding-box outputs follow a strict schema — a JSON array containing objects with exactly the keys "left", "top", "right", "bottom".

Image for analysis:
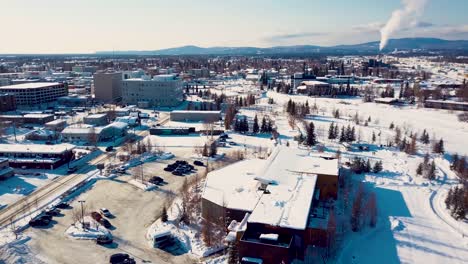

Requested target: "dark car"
[
  {"left": 29, "top": 218, "right": 50, "bottom": 227},
  {"left": 100, "top": 218, "right": 112, "bottom": 228},
  {"left": 39, "top": 214, "right": 53, "bottom": 221},
  {"left": 44, "top": 208, "right": 61, "bottom": 216},
  {"left": 45, "top": 141, "right": 54, "bottom": 145},
  {"left": 109, "top": 253, "right": 135, "bottom": 264},
  {"left": 96, "top": 235, "right": 113, "bottom": 245},
  {"left": 105, "top": 146, "right": 114, "bottom": 152},
  {"left": 193, "top": 160, "right": 204, "bottom": 166},
  {"left": 175, "top": 160, "right": 187, "bottom": 165},
  {"left": 149, "top": 176, "right": 164, "bottom": 185},
  {"left": 67, "top": 166, "right": 78, "bottom": 174},
  {"left": 164, "top": 165, "right": 176, "bottom": 172},
  {"left": 55, "top": 202, "right": 70, "bottom": 209},
  {"left": 172, "top": 171, "right": 183, "bottom": 176}
]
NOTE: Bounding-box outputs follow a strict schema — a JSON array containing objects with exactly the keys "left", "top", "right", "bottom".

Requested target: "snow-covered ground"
[{"left": 259, "top": 92, "right": 467, "bottom": 264}]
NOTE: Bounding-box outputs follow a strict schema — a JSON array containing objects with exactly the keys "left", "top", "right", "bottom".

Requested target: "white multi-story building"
[
  {"left": 122, "top": 74, "right": 184, "bottom": 108},
  {"left": 0, "top": 82, "right": 67, "bottom": 106}
]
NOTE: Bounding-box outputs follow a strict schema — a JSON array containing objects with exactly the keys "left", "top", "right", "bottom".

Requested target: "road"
[
  {"left": 0, "top": 120, "right": 154, "bottom": 228},
  {"left": 0, "top": 152, "right": 112, "bottom": 228}
]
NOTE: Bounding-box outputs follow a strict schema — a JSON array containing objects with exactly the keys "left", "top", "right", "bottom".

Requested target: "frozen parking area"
[{"left": 25, "top": 159, "right": 200, "bottom": 264}]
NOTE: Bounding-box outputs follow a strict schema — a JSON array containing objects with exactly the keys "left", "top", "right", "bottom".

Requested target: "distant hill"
[{"left": 96, "top": 38, "right": 468, "bottom": 55}]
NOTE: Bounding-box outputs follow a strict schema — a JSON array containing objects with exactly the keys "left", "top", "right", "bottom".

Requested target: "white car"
[{"left": 100, "top": 208, "right": 111, "bottom": 217}]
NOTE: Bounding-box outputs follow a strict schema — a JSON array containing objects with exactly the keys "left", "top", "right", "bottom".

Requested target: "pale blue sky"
[{"left": 1, "top": 0, "right": 467, "bottom": 53}]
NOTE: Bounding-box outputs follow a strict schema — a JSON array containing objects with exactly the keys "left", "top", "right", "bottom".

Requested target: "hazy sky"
[{"left": 1, "top": 0, "right": 467, "bottom": 54}]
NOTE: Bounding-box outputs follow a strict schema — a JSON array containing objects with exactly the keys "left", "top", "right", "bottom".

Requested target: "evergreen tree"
[
  {"left": 328, "top": 123, "right": 335, "bottom": 140},
  {"left": 432, "top": 139, "right": 442, "bottom": 154},
  {"left": 253, "top": 115, "right": 259, "bottom": 134},
  {"left": 416, "top": 163, "right": 423, "bottom": 175},
  {"left": 339, "top": 126, "right": 346, "bottom": 142},
  {"left": 260, "top": 116, "right": 267, "bottom": 133},
  {"left": 365, "top": 159, "right": 372, "bottom": 173},
  {"left": 267, "top": 119, "right": 273, "bottom": 133},
  {"left": 373, "top": 160, "right": 383, "bottom": 173},
  {"left": 161, "top": 206, "right": 168, "bottom": 222},
  {"left": 351, "top": 126, "right": 356, "bottom": 142},
  {"left": 305, "top": 122, "right": 317, "bottom": 146},
  {"left": 427, "top": 160, "right": 436, "bottom": 180}
]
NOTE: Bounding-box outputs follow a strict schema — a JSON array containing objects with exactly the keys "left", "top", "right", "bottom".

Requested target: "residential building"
[
  {"left": 121, "top": 74, "right": 184, "bottom": 107},
  {"left": 0, "top": 93, "right": 16, "bottom": 112},
  {"left": 201, "top": 147, "right": 340, "bottom": 264},
  {"left": 93, "top": 71, "right": 123, "bottom": 103},
  {"left": 0, "top": 82, "right": 67, "bottom": 106}
]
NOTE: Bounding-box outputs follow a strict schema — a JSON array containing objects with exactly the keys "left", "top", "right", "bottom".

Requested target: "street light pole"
[{"left": 78, "top": 200, "right": 85, "bottom": 228}]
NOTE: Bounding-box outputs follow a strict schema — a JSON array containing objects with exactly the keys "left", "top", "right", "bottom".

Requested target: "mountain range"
[{"left": 96, "top": 38, "right": 468, "bottom": 55}]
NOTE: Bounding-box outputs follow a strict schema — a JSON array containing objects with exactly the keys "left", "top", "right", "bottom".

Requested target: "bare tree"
[
  {"left": 88, "top": 126, "right": 98, "bottom": 147},
  {"left": 71, "top": 207, "right": 82, "bottom": 225},
  {"left": 9, "top": 217, "right": 21, "bottom": 239}
]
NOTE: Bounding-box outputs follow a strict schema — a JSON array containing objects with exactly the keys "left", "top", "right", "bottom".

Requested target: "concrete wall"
[{"left": 93, "top": 72, "right": 122, "bottom": 103}]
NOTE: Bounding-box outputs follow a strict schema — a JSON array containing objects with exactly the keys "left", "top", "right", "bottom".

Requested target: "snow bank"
[{"left": 65, "top": 216, "right": 111, "bottom": 240}]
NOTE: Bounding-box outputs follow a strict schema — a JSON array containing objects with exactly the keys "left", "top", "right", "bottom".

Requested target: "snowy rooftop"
[
  {"left": 300, "top": 80, "right": 330, "bottom": 86},
  {"left": 0, "top": 143, "right": 75, "bottom": 154},
  {"left": 203, "top": 147, "right": 339, "bottom": 230},
  {"left": 0, "top": 82, "right": 61, "bottom": 89}
]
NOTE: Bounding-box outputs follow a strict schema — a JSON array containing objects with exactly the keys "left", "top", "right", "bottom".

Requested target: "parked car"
[
  {"left": 67, "top": 166, "right": 78, "bottom": 174},
  {"left": 164, "top": 165, "right": 176, "bottom": 172},
  {"left": 229, "top": 141, "right": 237, "bottom": 146},
  {"left": 109, "top": 253, "right": 135, "bottom": 264},
  {"left": 29, "top": 218, "right": 50, "bottom": 227},
  {"left": 172, "top": 171, "right": 183, "bottom": 176},
  {"left": 39, "top": 214, "right": 53, "bottom": 221},
  {"left": 100, "top": 208, "right": 111, "bottom": 217},
  {"left": 96, "top": 235, "right": 113, "bottom": 245},
  {"left": 45, "top": 141, "right": 54, "bottom": 145},
  {"left": 193, "top": 160, "right": 204, "bottom": 166},
  {"left": 44, "top": 208, "right": 61, "bottom": 216},
  {"left": 55, "top": 202, "right": 70, "bottom": 209},
  {"left": 149, "top": 176, "right": 164, "bottom": 185},
  {"left": 91, "top": 211, "right": 103, "bottom": 222},
  {"left": 105, "top": 146, "right": 114, "bottom": 152},
  {"left": 100, "top": 218, "right": 112, "bottom": 228}
]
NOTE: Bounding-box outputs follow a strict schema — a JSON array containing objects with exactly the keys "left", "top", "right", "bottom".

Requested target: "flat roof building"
[
  {"left": 122, "top": 74, "right": 184, "bottom": 107},
  {"left": 0, "top": 143, "right": 75, "bottom": 170},
  {"left": 93, "top": 72, "right": 123, "bottom": 103},
  {"left": 0, "top": 93, "right": 16, "bottom": 112},
  {"left": 170, "top": 110, "right": 221, "bottom": 123},
  {"left": 0, "top": 82, "right": 67, "bottom": 106},
  {"left": 202, "top": 147, "right": 340, "bottom": 264}
]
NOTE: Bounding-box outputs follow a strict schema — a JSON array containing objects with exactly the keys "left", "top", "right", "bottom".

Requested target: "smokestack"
[{"left": 379, "top": 0, "right": 428, "bottom": 51}]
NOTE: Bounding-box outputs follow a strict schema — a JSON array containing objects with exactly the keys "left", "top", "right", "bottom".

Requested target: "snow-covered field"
[{"left": 262, "top": 91, "right": 468, "bottom": 264}]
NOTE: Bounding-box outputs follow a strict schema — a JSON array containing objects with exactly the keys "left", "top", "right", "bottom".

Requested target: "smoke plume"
[{"left": 379, "top": 0, "right": 428, "bottom": 50}]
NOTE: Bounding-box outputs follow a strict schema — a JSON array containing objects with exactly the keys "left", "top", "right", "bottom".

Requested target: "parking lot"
[{"left": 25, "top": 157, "right": 202, "bottom": 264}]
